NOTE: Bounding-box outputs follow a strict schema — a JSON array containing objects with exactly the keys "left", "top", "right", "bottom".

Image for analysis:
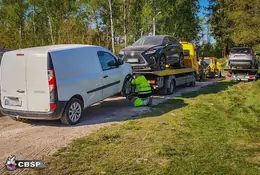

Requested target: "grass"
[{"left": 33, "top": 80, "right": 260, "bottom": 175}]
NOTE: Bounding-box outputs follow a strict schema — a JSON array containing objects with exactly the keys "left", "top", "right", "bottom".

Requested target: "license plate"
[
  {"left": 4, "top": 97, "right": 22, "bottom": 106},
  {"left": 127, "top": 58, "right": 139, "bottom": 63}
]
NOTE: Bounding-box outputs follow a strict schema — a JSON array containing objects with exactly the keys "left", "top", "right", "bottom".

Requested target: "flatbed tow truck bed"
[
  {"left": 134, "top": 68, "right": 196, "bottom": 95},
  {"left": 224, "top": 68, "right": 259, "bottom": 81}
]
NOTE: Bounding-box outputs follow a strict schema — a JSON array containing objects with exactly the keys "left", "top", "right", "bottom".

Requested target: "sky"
[
  {"left": 198, "top": 0, "right": 209, "bottom": 18},
  {"left": 198, "top": 0, "right": 216, "bottom": 44}
]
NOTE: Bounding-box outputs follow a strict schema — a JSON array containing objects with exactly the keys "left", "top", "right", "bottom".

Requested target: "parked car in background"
[
  {"left": 0, "top": 44, "right": 133, "bottom": 125},
  {"left": 118, "top": 35, "right": 184, "bottom": 71},
  {"left": 227, "top": 47, "right": 258, "bottom": 69}
]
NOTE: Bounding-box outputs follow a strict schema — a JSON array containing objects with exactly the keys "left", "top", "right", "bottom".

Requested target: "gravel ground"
[{"left": 0, "top": 79, "right": 221, "bottom": 174}]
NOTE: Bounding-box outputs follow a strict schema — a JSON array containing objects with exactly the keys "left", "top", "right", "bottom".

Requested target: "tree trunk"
[
  {"left": 32, "top": 2, "right": 36, "bottom": 46},
  {"left": 123, "top": 0, "right": 127, "bottom": 47},
  {"left": 108, "top": 0, "right": 115, "bottom": 53},
  {"left": 44, "top": 1, "right": 55, "bottom": 45},
  {"left": 48, "top": 15, "right": 55, "bottom": 45}
]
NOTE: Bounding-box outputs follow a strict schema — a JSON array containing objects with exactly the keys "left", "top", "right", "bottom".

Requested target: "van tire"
[
  {"left": 60, "top": 98, "right": 83, "bottom": 125},
  {"left": 121, "top": 75, "right": 134, "bottom": 97}
]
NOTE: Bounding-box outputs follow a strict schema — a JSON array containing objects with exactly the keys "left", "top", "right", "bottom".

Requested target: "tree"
[
  {"left": 0, "top": 0, "right": 202, "bottom": 52},
  {"left": 108, "top": 0, "right": 115, "bottom": 53},
  {"left": 208, "top": 0, "right": 260, "bottom": 54}
]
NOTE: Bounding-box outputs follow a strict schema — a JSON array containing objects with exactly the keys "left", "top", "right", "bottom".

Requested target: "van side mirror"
[
  {"left": 183, "top": 50, "right": 190, "bottom": 56},
  {"left": 118, "top": 59, "right": 124, "bottom": 66}
]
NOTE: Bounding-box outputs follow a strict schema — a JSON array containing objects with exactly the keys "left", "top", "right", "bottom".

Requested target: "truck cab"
[{"left": 180, "top": 41, "right": 199, "bottom": 78}]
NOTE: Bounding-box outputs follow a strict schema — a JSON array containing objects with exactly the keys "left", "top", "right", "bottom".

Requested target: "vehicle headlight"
[
  {"left": 119, "top": 50, "right": 125, "bottom": 55},
  {"left": 145, "top": 49, "right": 157, "bottom": 55}
]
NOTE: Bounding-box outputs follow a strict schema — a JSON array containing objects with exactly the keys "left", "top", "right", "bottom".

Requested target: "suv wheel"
[
  {"left": 60, "top": 98, "right": 83, "bottom": 125},
  {"left": 157, "top": 55, "right": 166, "bottom": 70},
  {"left": 179, "top": 54, "right": 184, "bottom": 68}
]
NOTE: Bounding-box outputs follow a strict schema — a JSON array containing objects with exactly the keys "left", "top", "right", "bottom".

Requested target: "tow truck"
[{"left": 131, "top": 41, "right": 198, "bottom": 95}]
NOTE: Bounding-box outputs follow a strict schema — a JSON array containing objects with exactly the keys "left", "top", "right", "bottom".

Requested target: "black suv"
[{"left": 118, "top": 35, "right": 184, "bottom": 70}]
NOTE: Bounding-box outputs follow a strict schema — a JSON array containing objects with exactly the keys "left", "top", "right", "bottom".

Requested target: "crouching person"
[{"left": 131, "top": 74, "right": 153, "bottom": 107}]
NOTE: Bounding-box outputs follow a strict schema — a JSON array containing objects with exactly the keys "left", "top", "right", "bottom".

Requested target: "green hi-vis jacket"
[{"left": 131, "top": 75, "right": 152, "bottom": 93}]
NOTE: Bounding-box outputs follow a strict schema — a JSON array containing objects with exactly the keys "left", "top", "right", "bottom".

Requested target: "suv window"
[
  {"left": 164, "top": 37, "right": 170, "bottom": 45},
  {"left": 97, "top": 51, "right": 118, "bottom": 71},
  {"left": 169, "top": 37, "right": 177, "bottom": 44},
  {"left": 231, "top": 48, "right": 253, "bottom": 54}
]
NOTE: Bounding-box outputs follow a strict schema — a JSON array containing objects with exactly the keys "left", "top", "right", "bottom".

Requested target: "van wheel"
[
  {"left": 121, "top": 75, "right": 134, "bottom": 97},
  {"left": 60, "top": 98, "right": 83, "bottom": 125}
]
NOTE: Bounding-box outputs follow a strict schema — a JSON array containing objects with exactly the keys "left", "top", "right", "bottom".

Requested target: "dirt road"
[{"left": 0, "top": 79, "right": 220, "bottom": 174}]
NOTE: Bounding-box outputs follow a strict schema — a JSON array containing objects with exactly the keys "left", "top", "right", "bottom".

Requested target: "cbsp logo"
[
  {"left": 5, "top": 155, "right": 46, "bottom": 171},
  {"left": 5, "top": 155, "right": 17, "bottom": 171}
]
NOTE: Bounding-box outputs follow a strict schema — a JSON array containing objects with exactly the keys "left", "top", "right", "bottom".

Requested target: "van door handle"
[
  {"left": 103, "top": 75, "right": 108, "bottom": 78},
  {"left": 17, "top": 89, "right": 25, "bottom": 93}
]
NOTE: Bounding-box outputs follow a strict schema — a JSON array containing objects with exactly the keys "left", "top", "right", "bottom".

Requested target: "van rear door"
[
  {"left": 1, "top": 52, "right": 28, "bottom": 111},
  {"left": 26, "top": 52, "right": 50, "bottom": 112}
]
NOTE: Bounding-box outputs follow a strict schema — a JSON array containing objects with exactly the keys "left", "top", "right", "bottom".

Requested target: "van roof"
[{"left": 8, "top": 44, "right": 101, "bottom": 55}]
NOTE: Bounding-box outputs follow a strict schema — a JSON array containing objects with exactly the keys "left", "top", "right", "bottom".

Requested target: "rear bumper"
[
  {"left": 229, "top": 59, "right": 253, "bottom": 67},
  {"left": 0, "top": 101, "right": 67, "bottom": 120}
]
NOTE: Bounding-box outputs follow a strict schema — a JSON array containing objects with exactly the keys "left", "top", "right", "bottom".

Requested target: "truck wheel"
[
  {"left": 212, "top": 72, "right": 216, "bottom": 79},
  {"left": 157, "top": 55, "right": 166, "bottom": 70},
  {"left": 167, "top": 80, "right": 175, "bottom": 95},
  {"left": 189, "top": 75, "right": 196, "bottom": 87},
  {"left": 218, "top": 71, "right": 222, "bottom": 78},
  {"left": 60, "top": 98, "right": 83, "bottom": 125}
]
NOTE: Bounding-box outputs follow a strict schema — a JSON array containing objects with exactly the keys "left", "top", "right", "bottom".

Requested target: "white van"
[{"left": 0, "top": 44, "right": 133, "bottom": 125}]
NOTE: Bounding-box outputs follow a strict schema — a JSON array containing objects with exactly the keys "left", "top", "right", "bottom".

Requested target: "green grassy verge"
[{"left": 35, "top": 80, "right": 260, "bottom": 175}]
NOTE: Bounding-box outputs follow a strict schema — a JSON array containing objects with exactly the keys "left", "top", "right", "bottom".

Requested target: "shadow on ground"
[
  {"left": 181, "top": 81, "right": 238, "bottom": 98},
  {"left": 20, "top": 80, "right": 237, "bottom": 127}
]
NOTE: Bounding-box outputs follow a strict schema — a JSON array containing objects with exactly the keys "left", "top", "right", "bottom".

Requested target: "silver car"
[{"left": 228, "top": 47, "right": 257, "bottom": 69}]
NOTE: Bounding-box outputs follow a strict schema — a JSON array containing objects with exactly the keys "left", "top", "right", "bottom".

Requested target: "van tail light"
[
  {"left": 48, "top": 69, "right": 56, "bottom": 93},
  {"left": 50, "top": 103, "right": 57, "bottom": 111},
  {"left": 247, "top": 53, "right": 253, "bottom": 56}
]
